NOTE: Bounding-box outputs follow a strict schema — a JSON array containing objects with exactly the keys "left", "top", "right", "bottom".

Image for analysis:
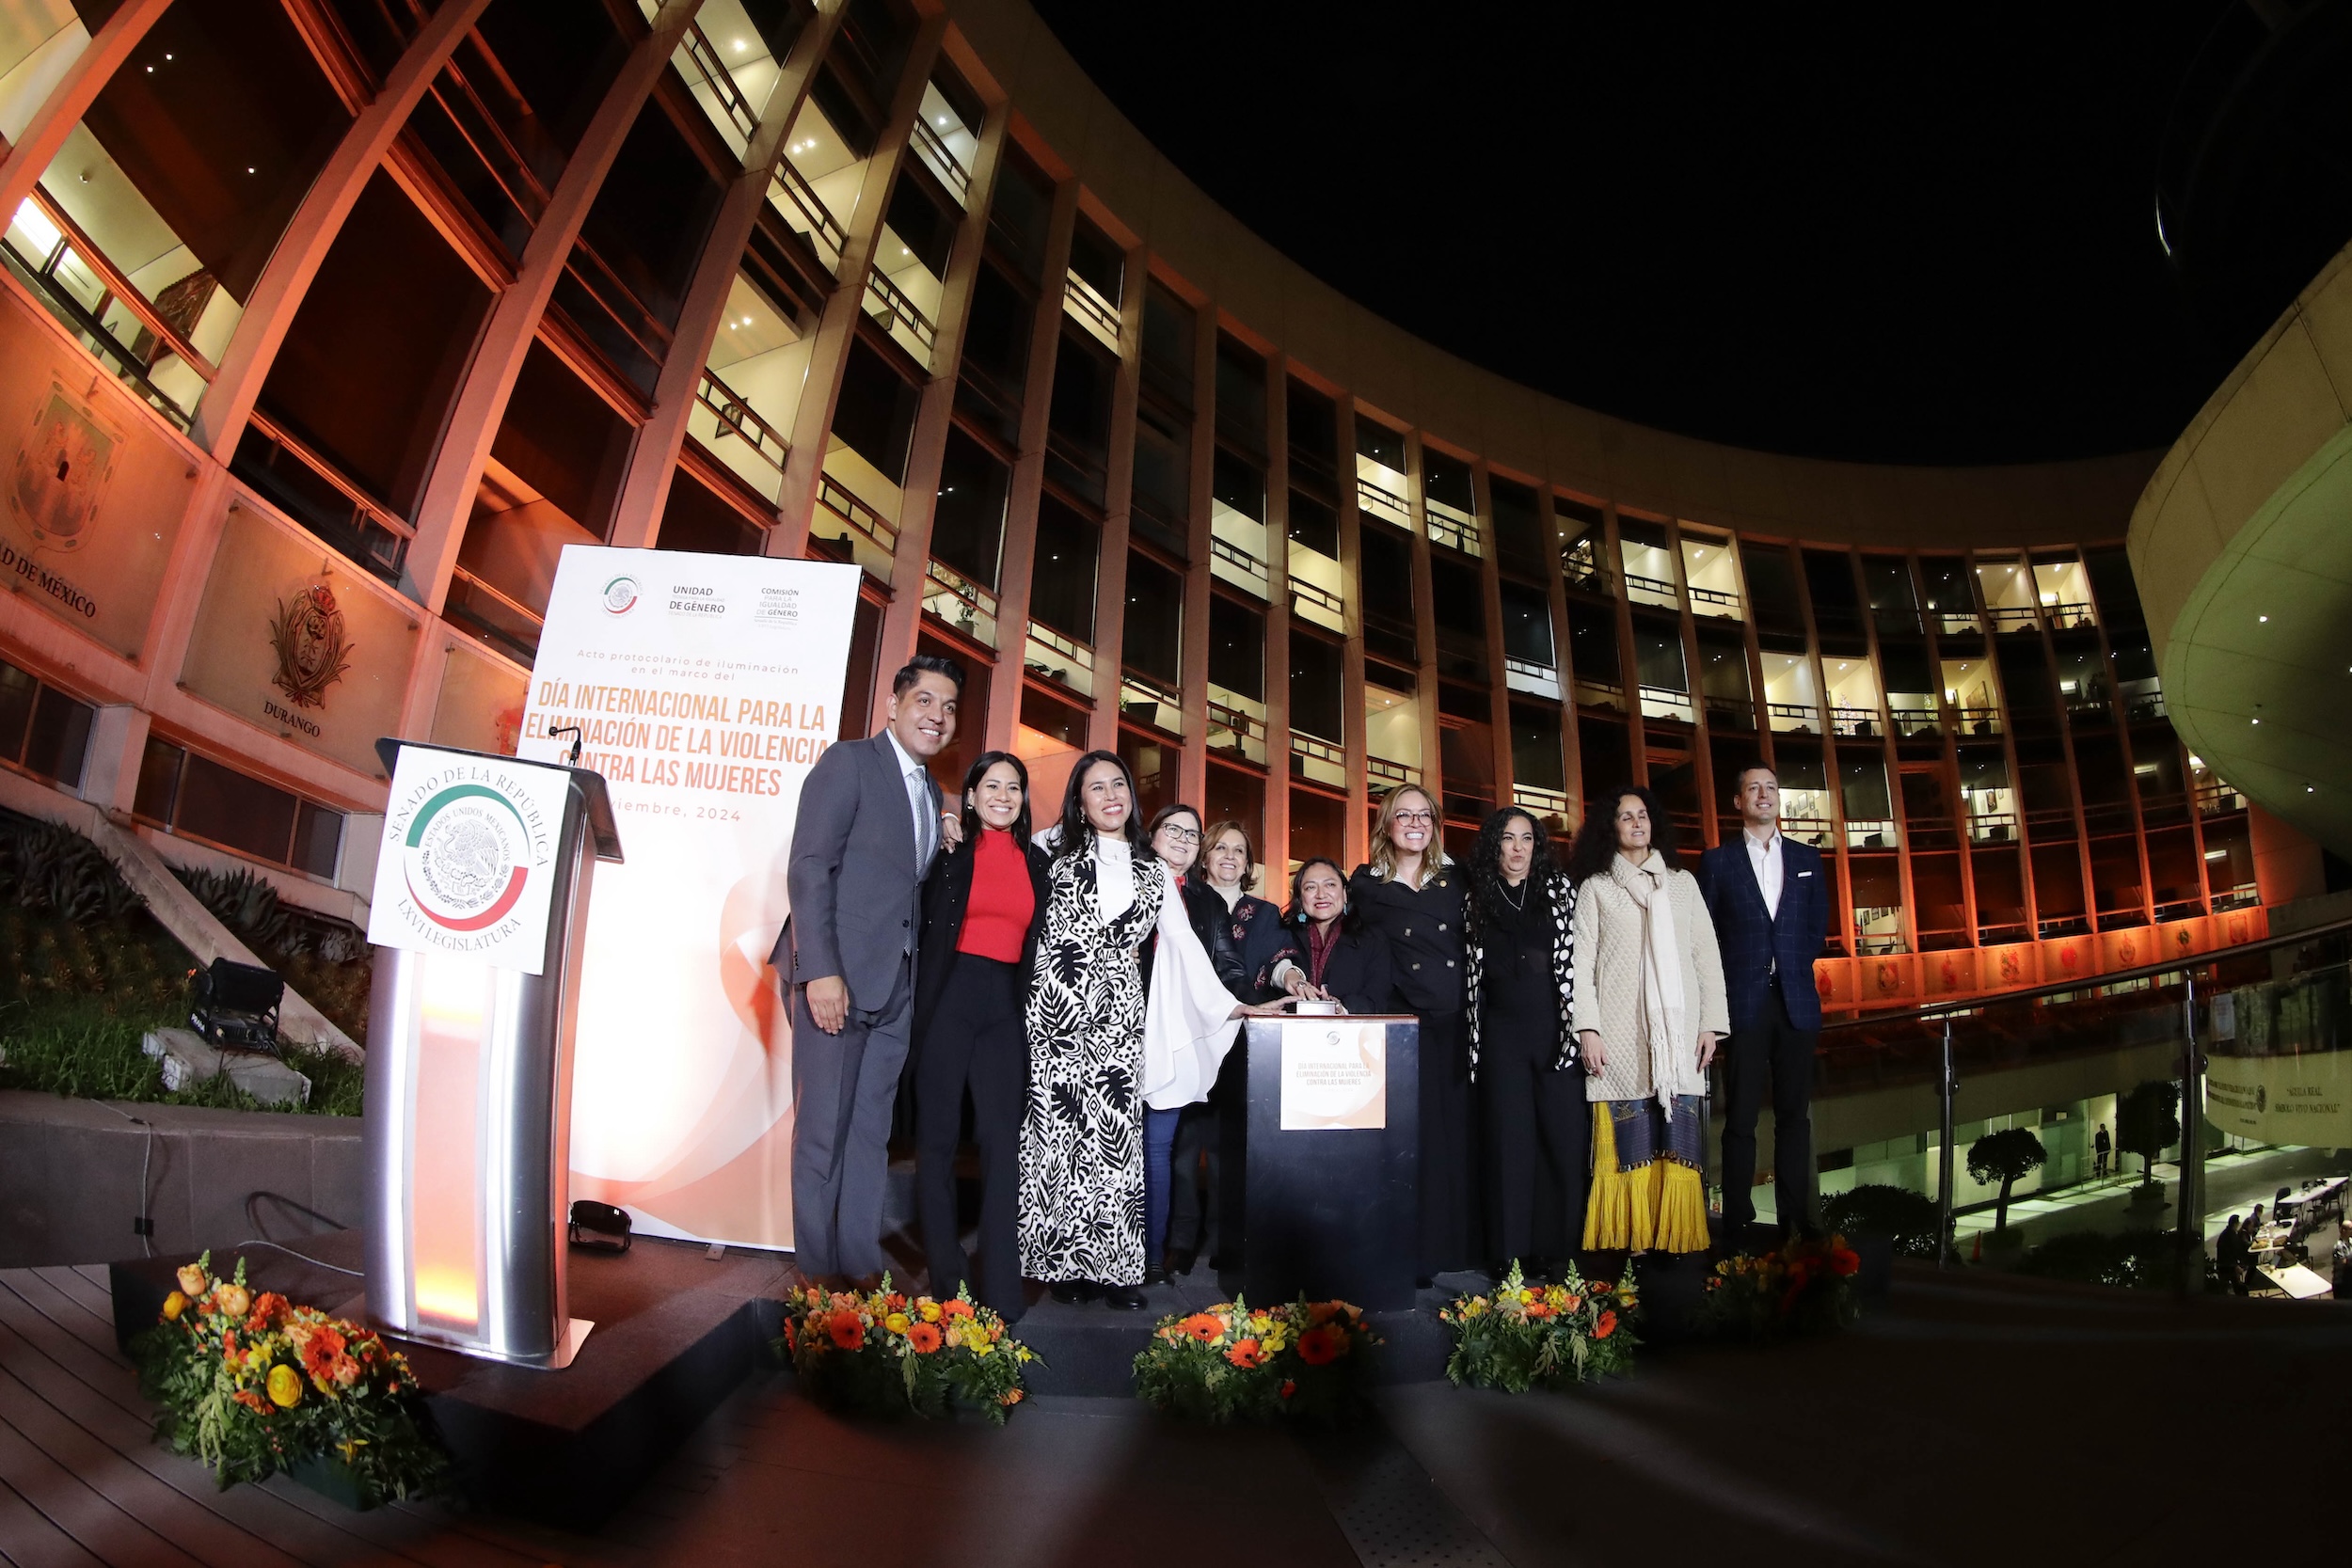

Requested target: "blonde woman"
[
  {"left": 1564, "top": 784, "right": 1728, "bottom": 1255},
  {"left": 1348, "top": 784, "right": 1477, "bottom": 1279}
]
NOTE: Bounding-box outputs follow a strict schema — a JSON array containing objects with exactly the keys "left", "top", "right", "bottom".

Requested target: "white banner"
[
  {"left": 518, "top": 546, "right": 859, "bottom": 1249},
  {"left": 365, "top": 746, "right": 570, "bottom": 974}
]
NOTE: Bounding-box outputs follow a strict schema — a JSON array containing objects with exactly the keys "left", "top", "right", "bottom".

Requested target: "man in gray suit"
[{"left": 773, "top": 654, "right": 961, "bottom": 1284}]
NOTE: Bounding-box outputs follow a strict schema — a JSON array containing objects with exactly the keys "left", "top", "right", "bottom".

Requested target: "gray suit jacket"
[{"left": 772, "top": 733, "right": 940, "bottom": 1009}]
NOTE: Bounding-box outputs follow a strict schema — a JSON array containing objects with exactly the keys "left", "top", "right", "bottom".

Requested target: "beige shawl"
[{"left": 1610, "top": 850, "right": 1684, "bottom": 1110}]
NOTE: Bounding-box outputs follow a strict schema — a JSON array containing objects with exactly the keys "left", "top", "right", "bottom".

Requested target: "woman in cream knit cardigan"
[{"left": 1565, "top": 785, "right": 1728, "bottom": 1254}]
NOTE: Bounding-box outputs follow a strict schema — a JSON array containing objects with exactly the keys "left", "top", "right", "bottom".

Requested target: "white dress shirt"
[
  {"left": 1744, "top": 826, "right": 1784, "bottom": 920},
  {"left": 882, "top": 727, "right": 935, "bottom": 872}
]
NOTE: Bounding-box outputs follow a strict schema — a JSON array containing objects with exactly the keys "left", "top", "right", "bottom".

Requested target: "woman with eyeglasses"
[
  {"left": 1563, "top": 784, "right": 1727, "bottom": 1256},
  {"left": 1349, "top": 784, "right": 1479, "bottom": 1280},
  {"left": 1020, "top": 753, "right": 1280, "bottom": 1308},
  {"left": 1137, "top": 803, "right": 1238, "bottom": 1282},
  {"left": 1463, "top": 806, "right": 1586, "bottom": 1279},
  {"left": 910, "top": 751, "right": 1050, "bottom": 1318}
]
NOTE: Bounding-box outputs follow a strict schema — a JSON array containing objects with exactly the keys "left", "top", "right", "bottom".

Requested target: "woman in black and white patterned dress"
[{"left": 1018, "top": 751, "right": 1276, "bottom": 1309}]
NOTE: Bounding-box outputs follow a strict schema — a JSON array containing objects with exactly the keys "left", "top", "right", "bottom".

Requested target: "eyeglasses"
[
  {"left": 1160, "top": 827, "right": 1201, "bottom": 844},
  {"left": 1391, "top": 810, "right": 1435, "bottom": 826}
]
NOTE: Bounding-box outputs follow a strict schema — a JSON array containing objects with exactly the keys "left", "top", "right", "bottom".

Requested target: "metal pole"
[{"left": 1938, "top": 1014, "right": 1957, "bottom": 1269}]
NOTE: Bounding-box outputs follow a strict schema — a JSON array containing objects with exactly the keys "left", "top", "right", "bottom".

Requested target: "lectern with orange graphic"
[{"left": 361, "top": 739, "right": 622, "bottom": 1369}]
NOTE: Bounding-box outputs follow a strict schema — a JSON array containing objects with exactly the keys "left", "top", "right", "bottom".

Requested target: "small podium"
[
  {"left": 1237, "top": 1014, "right": 1420, "bottom": 1310},
  {"left": 361, "top": 739, "right": 622, "bottom": 1369}
]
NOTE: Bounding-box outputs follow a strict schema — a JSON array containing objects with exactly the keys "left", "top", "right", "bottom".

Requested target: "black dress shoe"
[
  {"left": 1104, "top": 1284, "right": 1150, "bottom": 1310},
  {"left": 1048, "top": 1280, "right": 1090, "bottom": 1305},
  {"left": 1143, "top": 1259, "right": 1170, "bottom": 1286},
  {"left": 1167, "top": 1246, "right": 1198, "bottom": 1277}
]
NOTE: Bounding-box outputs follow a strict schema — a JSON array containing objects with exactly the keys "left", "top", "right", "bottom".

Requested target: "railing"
[
  {"left": 1062, "top": 271, "right": 1120, "bottom": 346},
  {"left": 1852, "top": 906, "right": 1905, "bottom": 955},
  {"left": 2122, "top": 682, "right": 2168, "bottom": 721},
  {"left": 1357, "top": 475, "right": 1412, "bottom": 526},
  {"left": 1986, "top": 605, "right": 2040, "bottom": 631},
  {"left": 2061, "top": 682, "right": 2110, "bottom": 714},
  {"left": 676, "top": 21, "right": 760, "bottom": 141},
  {"left": 1830, "top": 705, "right": 1882, "bottom": 737},
  {"left": 1514, "top": 783, "right": 1571, "bottom": 820},
  {"left": 909, "top": 115, "right": 971, "bottom": 199},
  {"left": 694, "top": 368, "right": 789, "bottom": 474},
  {"left": 1573, "top": 676, "right": 1626, "bottom": 710},
  {"left": 2196, "top": 781, "right": 2247, "bottom": 816},
  {"left": 23, "top": 187, "right": 217, "bottom": 381},
  {"left": 815, "top": 471, "right": 898, "bottom": 554},
  {"left": 1367, "top": 755, "right": 1420, "bottom": 787},
  {"left": 1025, "top": 624, "right": 1095, "bottom": 695},
  {"left": 1210, "top": 533, "right": 1270, "bottom": 593},
  {"left": 2043, "top": 600, "right": 2097, "bottom": 631},
  {"left": 421, "top": 55, "right": 554, "bottom": 231},
  {"left": 445, "top": 564, "right": 546, "bottom": 663},
  {"left": 1703, "top": 693, "right": 1755, "bottom": 728},
  {"left": 1845, "top": 818, "right": 1899, "bottom": 849},
  {"left": 1625, "top": 570, "right": 1679, "bottom": 608},
  {"left": 1965, "top": 810, "right": 2017, "bottom": 843},
  {"left": 1888, "top": 703, "right": 1941, "bottom": 738},
  {"left": 865, "top": 267, "right": 938, "bottom": 355},
  {"left": 2, "top": 193, "right": 208, "bottom": 426},
  {"left": 1781, "top": 816, "right": 1836, "bottom": 848},
  {"left": 1504, "top": 656, "right": 1560, "bottom": 698},
  {"left": 1291, "top": 731, "right": 1345, "bottom": 784},
  {"left": 1289, "top": 574, "right": 1345, "bottom": 620},
  {"left": 1766, "top": 701, "right": 1820, "bottom": 731},
  {"left": 1562, "top": 543, "right": 1616, "bottom": 595},
  {"left": 1955, "top": 705, "right": 2003, "bottom": 736},
  {"left": 236, "top": 412, "right": 415, "bottom": 583},
  {"left": 771, "top": 162, "right": 847, "bottom": 271},
  {"left": 922, "top": 560, "right": 998, "bottom": 647},
  {"left": 1931, "top": 610, "right": 1982, "bottom": 635},
  {"left": 562, "top": 237, "right": 675, "bottom": 370},
  {"left": 2212, "top": 882, "right": 2261, "bottom": 911},
  {"left": 1638, "top": 685, "right": 1693, "bottom": 722},
  {"left": 1205, "top": 697, "right": 1265, "bottom": 762},
  {"left": 1690, "top": 584, "right": 1742, "bottom": 616},
  {"left": 1120, "top": 670, "right": 1185, "bottom": 736},
  {"left": 1425, "top": 504, "right": 1477, "bottom": 554}
]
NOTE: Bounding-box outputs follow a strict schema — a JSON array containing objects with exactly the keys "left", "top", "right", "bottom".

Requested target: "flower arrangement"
[
  {"left": 1131, "top": 1296, "right": 1380, "bottom": 1423},
  {"left": 1700, "top": 1234, "right": 1864, "bottom": 1341},
  {"left": 131, "top": 1253, "right": 445, "bottom": 1505},
  {"left": 1438, "top": 1260, "right": 1640, "bottom": 1392},
  {"left": 774, "top": 1277, "right": 1034, "bottom": 1423}
]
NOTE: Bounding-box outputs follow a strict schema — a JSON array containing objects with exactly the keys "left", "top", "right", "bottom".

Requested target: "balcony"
[
  {"left": 1852, "top": 906, "right": 1905, "bottom": 956},
  {"left": 2042, "top": 599, "right": 2097, "bottom": 632},
  {"left": 1844, "top": 818, "right": 1899, "bottom": 849},
  {"left": 1830, "top": 705, "right": 1883, "bottom": 738},
  {"left": 1513, "top": 783, "right": 1571, "bottom": 823},
  {"left": 1290, "top": 730, "right": 1345, "bottom": 788},
  {"left": 1766, "top": 701, "right": 1820, "bottom": 734},
  {"left": 1025, "top": 624, "right": 1096, "bottom": 698},
  {"left": 1986, "top": 606, "right": 2039, "bottom": 633},
  {"left": 1562, "top": 540, "right": 1617, "bottom": 597},
  {"left": 1930, "top": 609, "right": 1983, "bottom": 635},
  {"left": 2196, "top": 780, "right": 2247, "bottom": 816},
  {"left": 1703, "top": 693, "right": 1755, "bottom": 730},
  {"left": 2121, "top": 679, "right": 2167, "bottom": 721},
  {"left": 1887, "top": 698, "right": 1940, "bottom": 738},
  {"left": 1120, "top": 670, "right": 1185, "bottom": 736},
  {"left": 446, "top": 564, "right": 545, "bottom": 664},
  {"left": 1954, "top": 705, "right": 2003, "bottom": 736},
  {"left": 1288, "top": 571, "right": 1346, "bottom": 634},
  {"left": 1368, "top": 755, "right": 1420, "bottom": 789},
  {"left": 910, "top": 113, "right": 973, "bottom": 205},
  {"left": 864, "top": 266, "right": 938, "bottom": 363},
  {"left": 922, "top": 560, "right": 999, "bottom": 648},
  {"left": 232, "top": 415, "right": 411, "bottom": 585},
  {"left": 671, "top": 20, "right": 765, "bottom": 155},
  {"left": 1573, "top": 675, "right": 1627, "bottom": 712},
  {"left": 1638, "top": 685, "right": 1694, "bottom": 723},
  {"left": 1062, "top": 272, "right": 1120, "bottom": 355},
  {"left": 1689, "top": 583, "right": 1742, "bottom": 619},
  {"left": 1206, "top": 686, "right": 1268, "bottom": 765},
  {"left": 1504, "top": 657, "right": 1561, "bottom": 700},
  {"left": 1626, "top": 570, "right": 1679, "bottom": 611},
  {"left": 770, "top": 161, "right": 847, "bottom": 274},
  {"left": 691, "top": 367, "right": 790, "bottom": 493},
  {"left": 1965, "top": 811, "right": 2017, "bottom": 844},
  {"left": 1781, "top": 816, "right": 1836, "bottom": 849},
  {"left": 813, "top": 467, "right": 898, "bottom": 578},
  {"left": 1425, "top": 500, "right": 1479, "bottom": 556},
  {"left": 1209, "top": 532, "right": 1270, "bottom": 599}
]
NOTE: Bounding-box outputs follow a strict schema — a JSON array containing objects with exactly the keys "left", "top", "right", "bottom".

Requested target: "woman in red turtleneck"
[{"left": 909, "top": 750, "right": 1051, "bottom": 1320}]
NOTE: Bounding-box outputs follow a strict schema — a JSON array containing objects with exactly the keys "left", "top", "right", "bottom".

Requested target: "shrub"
[
  {"left": 1822, "top": 1184, "right": 1944, "bottom": 1259},
  {"left": 0, "top": 819, "right": 143, "bottom": 924},
  {"left": 2014, "top": 1227, "right": 2213, "bottom": 1292}
]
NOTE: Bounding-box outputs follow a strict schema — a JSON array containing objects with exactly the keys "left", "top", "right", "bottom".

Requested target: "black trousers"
[
  {"left": 1167, "top": 1039, "right": 1244, "bottom": 1258},
  {"left": 1419, "top": 1010, "right": 1479, "bottom": 1276},
  {"left": 914, "top": 954, "right": 1025, "bottom": 1316},
  {"left": 1719, "top": 986, "right": 1820, "bottom": 1232},
  {"left": 1479, "top": 1016, "right": 1591, "bottom": 1268}
]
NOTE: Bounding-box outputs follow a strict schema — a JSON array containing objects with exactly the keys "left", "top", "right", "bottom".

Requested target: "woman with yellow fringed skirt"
[{"left": 1563, "top": 785, "right": 1729, "bottom": 1255}]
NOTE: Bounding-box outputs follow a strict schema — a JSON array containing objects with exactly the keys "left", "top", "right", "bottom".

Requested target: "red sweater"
[{"left": 955, "top": 828, "right": 1034, "bottom": 962}]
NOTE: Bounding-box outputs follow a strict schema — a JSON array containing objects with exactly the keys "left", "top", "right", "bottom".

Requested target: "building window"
[
  {"left": 0, "top": 660, "right": 94, "bottom": 792},
  {"left": 134, "top": 738, "right": 342, "bottom": 879}
]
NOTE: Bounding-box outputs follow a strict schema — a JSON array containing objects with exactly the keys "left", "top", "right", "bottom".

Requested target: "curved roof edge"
[{"left": 949, "top": 0, "right": 2163, "bottom": 548}]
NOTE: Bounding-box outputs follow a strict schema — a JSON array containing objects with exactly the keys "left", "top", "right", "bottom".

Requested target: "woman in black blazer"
[
  {"left": 911, "top": 750, "right": 1051, "bottom": 1320},
  {"left": 1283, "top": 856, "right": 1395, "bottom": 1018}
]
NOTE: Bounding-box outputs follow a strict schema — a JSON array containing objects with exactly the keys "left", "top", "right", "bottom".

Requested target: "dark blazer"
[
  {"left": 772, "top": 732, "right": 942, "bottom": 1008},
  {"left": 1694, "top": 832, "right": 1830, "bottom": 1032},
  {"left": 911, "top": 831, "right": 1052, "bottom": 1048},
  {"left": 1283, "top": 920, "right": 1394, "bottom": 1019}
]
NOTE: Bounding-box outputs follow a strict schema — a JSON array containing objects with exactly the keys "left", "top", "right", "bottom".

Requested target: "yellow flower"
[
  {"left": 971, "top": 1338, "right": 993, "bottom": 1357},
  {"left": 336, "top": 1437, "right": 369, "bottom": 1464},
  {"left": 162, "top": 1291, "right": 188, "bottom": 1321},
  {"left": 266, "top": 1364, "right": 303, "bottom": 1408},
  {"left": 1518, "top": 1289, "right": 1536, "bottom": 1305},
  {"left": 883, "top": 1312, "right": 911, "bottom": 1335},
  {"left": 920, "top": 1301, "right": 942, "bottom": 1323}
]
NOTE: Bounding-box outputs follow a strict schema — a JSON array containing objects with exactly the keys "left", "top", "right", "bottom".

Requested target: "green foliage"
[
  {"left": 1439, "top": 1260, "right": 1638, "bottom": 1393},
  {"left": 0, "top": 995, "right": 361, "bottom": 1117},
  {"left": 1822, "top": 1184, "right": 1944, "bottom": 1259},
  {"left": 0, "top": 818, "right": 145, "bottom": 924},
  {"left": 172, "top": 865, "right": 298, "bottom": 953},
  {"left": 2015, "top": 1227, "right": 2214, "bottom": 1292},
  {"left": 1700, "top": 1236, "right": 1864, "bottom": 1341},
  {"left": 167, "top": 863, "right": 372, "bottom": 1048},
  {"left": 1967, "top": 1127, "right": 2048, "bottom": 1231},
  {"left": 132, "top": 1253, "right": 446, "bottom": 1503},
  {"left": 776, "top": 1277, "right": 1035, "bottom": 1423},
  {"left": 2116, "top": 1081, "right": 2181, "bottom": 1186},
  {"left": 1131, "top": 1295, "right": 1381, "bottom": 1424}
]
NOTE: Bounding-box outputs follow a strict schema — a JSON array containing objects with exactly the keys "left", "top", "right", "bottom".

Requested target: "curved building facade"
[{"left": 0, "top": 0, "right": 2317, "bottom": 1013}]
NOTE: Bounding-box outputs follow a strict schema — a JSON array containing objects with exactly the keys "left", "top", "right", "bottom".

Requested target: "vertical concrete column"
[
  {"left": 1084, "top": 234, "right": 1147, "bottom": 753},
  {"left": 1333, "top": 398, "right": 1369, "bottom": 867},
  {"left": 1260, "top": 351, "right": 1291, "bottom": 872},
  {"left": 967, "top": 169, "right": 1078, "bottom": 747},
  {"left": 190, "top": 0, "right": 498, "bottom": 459},
  {"left": 78, "top": 704, "right": 151, "bottom": 815},
  {"left": 1401, "top": 430, "right": 1441, "bottom": 809},
  {"left": 1669, "top": 520, "right": 1719, "bottom": 851},
  {"left": 773, "top": 11, "right": 950, "bottom": 563},
  {"left": 1470, "top": 462, "right": 1512, "bottom": 818},
  {"left": 1537, "top": 489, "right": 1583, "bottom": 831},
  {"left": 607, "top": 3, "right": 846, "bottom": 542},
  {"left": 1599, "top": 504, "right": 1645, "bottom": 789},
  {"left": 1176, "top": 297, "right": 1215, "bottom": 811},
  {"left": 0, "top": 0, "right": 172, "bottom": 219},
  {"left": 401, "top": 0, "right": 711, "bottom": 614}
]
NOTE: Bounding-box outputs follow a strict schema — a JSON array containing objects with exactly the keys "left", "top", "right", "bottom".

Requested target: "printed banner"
[
  {"left": 1279, "top": 1019, "right": 1388, "bottom": 1131},
  {"left": 365, "top": 746, "right": 570, "bottom": 973},
  {"left": 518, "top": 546, "right": 858, "bottom": 1250}
]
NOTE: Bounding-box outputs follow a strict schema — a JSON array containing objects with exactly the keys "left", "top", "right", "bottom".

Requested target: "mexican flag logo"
[{"left": 403, "top": 783, "right": 532, "bottom": 933}]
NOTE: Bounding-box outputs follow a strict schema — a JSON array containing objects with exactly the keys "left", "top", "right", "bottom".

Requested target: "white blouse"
[{"left": 1080, "top": 833, "right": 1245, "bottom": 1111}]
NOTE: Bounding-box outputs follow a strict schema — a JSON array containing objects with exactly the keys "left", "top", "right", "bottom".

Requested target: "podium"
[
  {"left": 1235, "top": 1015, "right": 1420, "bottom": 1310},
  {"left": 361, "top": 740, "right": 622, "bottom": 1369}
]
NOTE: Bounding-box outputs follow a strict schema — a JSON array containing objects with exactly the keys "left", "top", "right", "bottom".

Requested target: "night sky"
[{"left": 1031, "top": 1, "right": 2244, "bottom": 466}]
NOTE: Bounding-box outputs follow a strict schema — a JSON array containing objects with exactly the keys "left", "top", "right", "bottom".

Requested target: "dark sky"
[{"left": 1030, "top": 1, "right": 2239, "bottom": 466}]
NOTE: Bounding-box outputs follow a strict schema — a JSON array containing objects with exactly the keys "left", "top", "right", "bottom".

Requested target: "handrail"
[
  {"left": 677, "top": 21, "right": 758, "bottom": 140},
  {"left": 815, "top": 471, "right": 898, "bottom": 551},
  {"left": 1210, "top": 532, "right": 1268, "bottom": 581},
  {"left": 1062, "top": 271, "right": 1120, "bottom": 341},
  {"left": 772, "top": 162, "right": 847, "bottom": 266},
  {"left": 910, "top": 117, "right": 971, "bottom": 198},
  {"left": 425, "top": 56, "right": 553, "bottom": 225},
  {"left": 24, "top": 187, "right": 218, "bottom": 379},
  {"left": 564, "top": 237, "right": 675, "bottom": 362},
  {"left": 1289, "top": 575, "right": 1345, "bottom": 617},
  {"left": 695, "top": 367, "right": 789, "bottom": 472},
  {"left": 1356, "top": 475, "right": 1410, "bottom": 519},
  {"left": 246, "top": 411, "right": 418, "bottom": 541},
  {"left": 1822, "top": 911, "right": 2352, "bottom": 1034},
  {"left": 865, "top": 266, "right": 938, "bottom": 351}
]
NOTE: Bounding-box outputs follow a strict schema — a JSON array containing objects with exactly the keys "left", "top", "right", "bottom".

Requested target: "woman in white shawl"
[
  {"left": 1564, "top": 784, "right": 1729, "bottom": 1254},
  {"left": 1019, "top": 751, "right": 1280, "bottom": 1308}
]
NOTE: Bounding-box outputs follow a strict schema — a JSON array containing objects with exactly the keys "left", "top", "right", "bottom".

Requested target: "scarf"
[
  {"left": 1610, "top": 849, "right": 1685, "bottom": 1110},
  {"left": 1305, "top": 919, "right": 1340, "bottom": 988}
]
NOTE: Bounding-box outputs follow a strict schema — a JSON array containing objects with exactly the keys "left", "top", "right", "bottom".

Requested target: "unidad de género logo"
[{"left": 404, "top": 784, "right": 532, "bottom": 933}]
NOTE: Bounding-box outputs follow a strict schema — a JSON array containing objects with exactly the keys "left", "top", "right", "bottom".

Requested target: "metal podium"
[{"left": 362, "top": 739, "right": 622, "bottom": 1369}]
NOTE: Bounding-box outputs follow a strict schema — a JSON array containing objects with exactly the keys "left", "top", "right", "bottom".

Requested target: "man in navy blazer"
[
  {"left": 1694, "top": 762, "right": 1831, "bottom": 1238},
  {"left": 771, "top": 655, "right": 961, "bottom": 1285}
]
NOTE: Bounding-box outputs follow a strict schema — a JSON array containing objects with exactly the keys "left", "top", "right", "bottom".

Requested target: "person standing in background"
[
  {"left": 2093, "top": 1121, "right": 2111, "bottom": 1180},
  {"left": 910, "top": 751, "right": 1049, "bottom": 1319},
  {"left": 1694, "top": 763, "right": 1830, "bottom": 1240},
  {"left": 775, "top": 656, "right": 961, "bottom": 1287}
]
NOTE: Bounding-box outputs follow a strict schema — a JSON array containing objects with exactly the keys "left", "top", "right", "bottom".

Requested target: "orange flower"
[
  {"left": 907, "top": 1322, "right": 943, "bottom": 1354},
  {"left": 828, "top": 1308, "right": 865, "bottom": 1350},
  {"left": 232, "top": 1388, "right": 270, "bottom": 1415},
  {"left": 784, "top": 1318, "right": 798, "bottom": 1354},
  {"left": 297, "top": 1323, "right": 348, "bottom": 1386},
  {"left": 1308, "top": 1301, "right": 1339, "bottom": 1325},
  {"left": 999, "top": 1388, "right": 1025, "bottom": 1406},
  {"left": 1524, "top": 1303, "right": 1555, "bottom": 1319},
  {"left": 941, "top": 1299, "right": 976, "bottom": 1321},
  {"left": 1830, "top": 1247, "right": 1861, "bottom": 1277},
  {"left": 884, "top": 1291, "right": 908, "bottom": 1311},
  {"left": 1181, "top": 1313, "right": 1225, "bottom": 1344},
  {"left": 1279, "top": 1379, "right": 1296, "bottom": 1401},
  {"left": 1594, "top": 1309, "right": 1618, "bottom": 1340},
  {"left": 245, "top": 1292, "right": 290, "bottom": 1332},
  {"left": 1296, "top": 1324, "right": 1344, "bottom": 1365},
  {"left": 1224, "top": 1338, "right": 1263, "bottom": 1369}
]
